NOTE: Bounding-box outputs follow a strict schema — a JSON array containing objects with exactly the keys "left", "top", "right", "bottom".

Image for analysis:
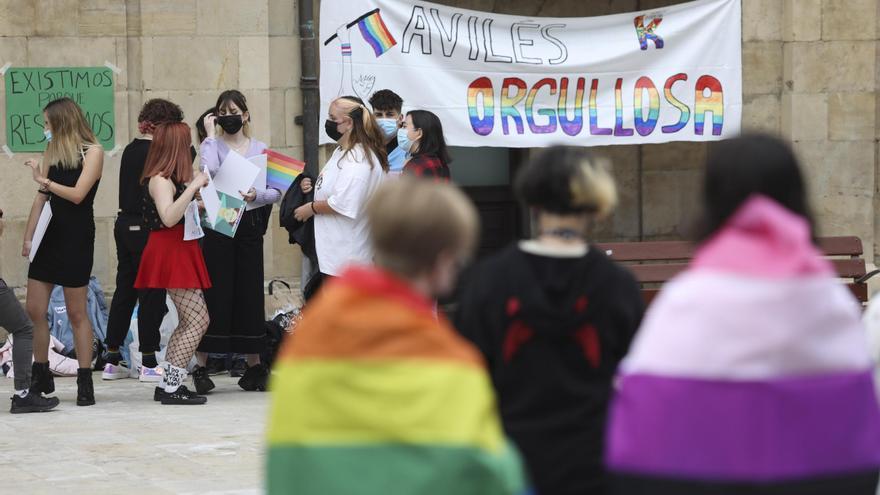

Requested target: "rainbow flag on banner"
[
  {"left": 357, "top": 9, "right": 397, "bottom": 57},
  {"left": 266, "top": 267, "right": 530, "bottom": 495},
  {"left": 264, "top": 149, "right": 304, "bottom": 192}
]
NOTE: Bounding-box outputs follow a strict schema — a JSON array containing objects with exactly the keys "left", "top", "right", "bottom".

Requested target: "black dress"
[
  {"left": 29, "top": 160, "right": 100, "bottom": 288},
  {"left": 454, "top": 243, "right": 644, "bottom": 495}
]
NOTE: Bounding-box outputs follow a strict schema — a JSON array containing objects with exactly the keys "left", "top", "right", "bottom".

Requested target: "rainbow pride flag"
[
  {"left": 357, "top": 9, "right": 397, "bottom": 57},
  {"left": 264, "top": 149, "right": 304, "bottom": 192},
  {"left": 267, "top": 267, "right": 529, "bottom": 495}
]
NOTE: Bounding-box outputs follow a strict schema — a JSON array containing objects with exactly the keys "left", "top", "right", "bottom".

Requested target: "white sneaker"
[
  {"left": 102, "top": 362, "right": 130, "bottom": 380},
  {"left": 139, "top": 365, "right": 164, "bottom": 383}
]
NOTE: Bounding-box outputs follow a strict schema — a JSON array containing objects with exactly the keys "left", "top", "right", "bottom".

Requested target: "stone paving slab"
[{"left": 1, "top": 372, "right": 266, "bottom": 494}]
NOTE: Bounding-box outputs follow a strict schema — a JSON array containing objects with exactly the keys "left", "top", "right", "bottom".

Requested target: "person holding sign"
[
  {"left": 401, "top": 110, "right": 452, "bottom": 182},
  {"left": 295, "top": 96, "right": 388, "bottom": 298},
  {"left": 135, "top": 122, "right": 211, "bottom": 405},
  {"left": 22, "top": 97, "right": 103, "bottom": 407},
  {"left": 195, "top": 90, "right": 280, "bottom": 394}
]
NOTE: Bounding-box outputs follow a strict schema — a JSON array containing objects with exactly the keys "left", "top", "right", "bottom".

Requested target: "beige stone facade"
[{"left": 0, "top": 0, "right": 878, "bottom": 294}]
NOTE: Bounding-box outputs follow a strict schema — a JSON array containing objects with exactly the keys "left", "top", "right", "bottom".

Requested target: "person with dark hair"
[
  {"left": 102, "top": 98, "right": 187, "bottom": 384},
  {"left": 23, "top": 97, "right": 104, "bottom": 407},
  {"left": 401, "top": 110, "right": 451, "bottom": 182},
  {"left": 368, "top": 89, "right": 407, "bottom": 174},
  {"left": 294, "top": 96, "right": 388, "bottom": 297},
  {"left": 195, "top": 107, "right": 214, "bottom": 144},
  {"left": 606, "top": 134, "right": 880, "bottom": 494},
  {"left": 194, "top": 90, "right": 281, "bottom": 394},
  {"left": 455, "top": 146, "right": 643, "bottom": 495},
  {"left": 136, "top": 122, "right": 211, "bottom": 405}
]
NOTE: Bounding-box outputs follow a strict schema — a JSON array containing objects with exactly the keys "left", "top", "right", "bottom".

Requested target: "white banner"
[{"left": 319, "top": 0, "right": 741, "bottom": 148}]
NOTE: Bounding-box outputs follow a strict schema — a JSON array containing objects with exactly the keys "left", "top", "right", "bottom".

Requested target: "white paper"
[
  {"left": 29, "top": 202, "right": 52, "bottom": 262},
  {"left": 213, "top": 150, "right": 260, "bottom": 199},
  {"left": 200, "top": 174, "right": 221, "bottom": 224},
  {"left": 245, "top": 154, "right": 269, "bottom": 211},
  {"left": 183, "top": 200, "right": 205, "bottom": 241}
]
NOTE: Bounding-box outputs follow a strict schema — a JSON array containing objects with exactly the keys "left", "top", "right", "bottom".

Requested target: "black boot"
[
  {"left": 76, "top": 368, "right": 95, "bottom": 406},
  {"left": 30, "top": 362, "right": 55, "bottom": 395},
  {"left": 192, "top": 366, "right": 215, "bottom": 395},
  {"left": 10, "top": 391, "right": 60, "bottom": 414},
  {"left": 238, "top": 363, "right": 269, "bottom": 392}
]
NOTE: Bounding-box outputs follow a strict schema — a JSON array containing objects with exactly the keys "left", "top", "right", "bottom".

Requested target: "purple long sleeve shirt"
[{"left": 199, "top": 136, "right": 282, "bottom": 205}]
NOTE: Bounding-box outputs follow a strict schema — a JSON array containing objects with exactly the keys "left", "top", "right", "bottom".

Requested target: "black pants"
[
  {"left": 198, "top": 217, "right": 266, "bottom": 355},
  {"left": 105, "top": 214, "right": 167, "bottom": 354}
]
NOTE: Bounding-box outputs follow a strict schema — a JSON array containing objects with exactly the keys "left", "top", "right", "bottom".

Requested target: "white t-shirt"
[{"left": 314, "top": 145, "right": 386, "bottom": 276}]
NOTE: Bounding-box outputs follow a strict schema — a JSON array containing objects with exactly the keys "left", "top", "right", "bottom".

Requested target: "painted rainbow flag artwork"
[
  {"left": 266, "top": 267, "right": 530, "bottom": 495},
  {"left": 357, "top": 9, "right": 397, "bottom": 57},
  {"left": 264, "top": 149, "right": 304, "bottom": 192}
]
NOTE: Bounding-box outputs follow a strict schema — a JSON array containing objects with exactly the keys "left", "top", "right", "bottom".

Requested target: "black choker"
[{"left": 540, "top": 228, "right": 585, "bottom": 240}]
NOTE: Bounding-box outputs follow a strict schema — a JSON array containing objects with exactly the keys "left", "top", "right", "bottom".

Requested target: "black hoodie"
[{"left": 455, "top": 242, "right": 644, "bottom": 495}]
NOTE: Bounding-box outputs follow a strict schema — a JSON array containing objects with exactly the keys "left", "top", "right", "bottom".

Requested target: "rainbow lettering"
[
  {"left": 464, "top": 73, "right": 726, "bottom": 139},
  {"left": 662, "top": 73, "right": 690, "bottom": 134},
  {"left": 526, "top": 78, "right": 557, "bottom": 134},
  {"left": 614, "top": 78, "right": 634, "bottom": 136},
  {"left": 357, "top": 9, "right": 397, "bottom": 57},
  {"left": 633, "top": 76, "right": 660, "bottom": 136},
  {"left": 468, "top": 77, "right": 494, "bottom": 136},
  {"left": 500, "top": 78, "right": 527, "bottom": 135},
  {"left": 589, "top": 79, "right": 612, "bottom": 136},
  {"left": 558, "top": 78, "right": 585, "bottom": 136},
  {"left": 694, "top": 75, "right": 724, "bottom": 136}
]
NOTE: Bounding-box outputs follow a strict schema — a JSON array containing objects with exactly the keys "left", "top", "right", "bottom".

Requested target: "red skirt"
[{"left": 135, "top": 225, "right": 212, "bottom": 289}]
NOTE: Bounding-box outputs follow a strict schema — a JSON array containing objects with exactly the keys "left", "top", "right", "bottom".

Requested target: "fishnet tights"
[{"left": 165, "top": 289, "right": 210, "bottom": 368}]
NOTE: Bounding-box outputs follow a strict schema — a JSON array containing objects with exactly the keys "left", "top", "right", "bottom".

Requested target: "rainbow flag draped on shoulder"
[
  {"left": 605, "top": 197, "right": 880, "bottom": 495},
  {"left": 267, "top": 266, "right": 529, "bottom": 495}
]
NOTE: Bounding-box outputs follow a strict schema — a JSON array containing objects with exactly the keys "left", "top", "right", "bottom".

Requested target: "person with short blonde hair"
[
  {"left": 22, "top": 97, "right": 104, "bottom": 407},
  {"left": 369, "top": 178, "right": 477, "bottom": 278},
  {"left": 267, "top": 177, "right": 529, "bottom": 495},
  {"left": 455, "top": 146, "right": 644, "bottom": 495}
]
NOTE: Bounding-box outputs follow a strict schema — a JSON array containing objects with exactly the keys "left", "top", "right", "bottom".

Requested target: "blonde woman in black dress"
[{"left": 22, "top": 97, "right": 103, "bottom": 407}]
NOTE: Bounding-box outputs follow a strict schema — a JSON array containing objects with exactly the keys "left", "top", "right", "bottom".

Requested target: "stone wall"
[{"left": 0, "top": 0, "right": 878, "bottom": 294}]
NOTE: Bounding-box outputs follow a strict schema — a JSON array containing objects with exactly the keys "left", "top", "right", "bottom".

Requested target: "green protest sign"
[{"left": 5, "top": 67, "right": 115, "bottom": 152}]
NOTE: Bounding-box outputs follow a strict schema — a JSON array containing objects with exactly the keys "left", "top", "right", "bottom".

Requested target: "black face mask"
[
  {"left": 325, "top": 119, "right": 343, "bottom": 141},
  {"left": 217, "top": 114, "right": 244, "bottom": 134}
]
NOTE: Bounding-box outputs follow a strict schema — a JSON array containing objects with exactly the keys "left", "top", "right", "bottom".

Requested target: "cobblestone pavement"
[{"left": 1, "top": 372, "right": 266, "bottom": 494}]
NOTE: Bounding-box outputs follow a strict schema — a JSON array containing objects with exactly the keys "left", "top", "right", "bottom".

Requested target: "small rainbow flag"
[
  {"left": 357, "top": 9, "right": 397, "bottom": 57},
  {"left": 264, "top": 149, "right": 304, "bottom": 193}
]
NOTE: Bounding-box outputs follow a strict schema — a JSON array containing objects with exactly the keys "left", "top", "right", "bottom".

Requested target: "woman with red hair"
[{"left": 135, "top": 122, "right": 211, "bottom": 405}]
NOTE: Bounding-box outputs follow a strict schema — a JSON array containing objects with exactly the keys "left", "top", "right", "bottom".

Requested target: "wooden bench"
[{"left": 596, "top": 236, "right": 875, "bottom": 306}]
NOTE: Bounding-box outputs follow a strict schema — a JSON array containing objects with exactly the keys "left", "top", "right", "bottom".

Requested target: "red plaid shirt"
[{"left": 403, "top": 154, "right": 451, "bottom": 183}]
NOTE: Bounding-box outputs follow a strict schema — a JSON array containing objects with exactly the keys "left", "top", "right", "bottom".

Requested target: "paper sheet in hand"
[
  {"left": 183, "top": 200, "right": 204, "bottom": 241},
  {"left": 200, "top": 174, "right": 221, "bottom": 224},
  {"left": 29, "top": 202, "right": 52, "bottom": 262},
  {"left": 200, "top": 192, "right": 246, "bottom": 238},
  {"left": 213, "top": 150, "right": 260, "bottom": 199},
  {"left": 245, "top": 154, "right": 268, "bottom": 211}
]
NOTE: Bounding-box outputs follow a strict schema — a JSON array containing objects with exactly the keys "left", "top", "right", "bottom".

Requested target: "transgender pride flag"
[
  {"left": 606, "top": 197, "right": 880, "bottom": 495},
  {"left": 355, "top": 9, "right": 397, "bottom": 57}
]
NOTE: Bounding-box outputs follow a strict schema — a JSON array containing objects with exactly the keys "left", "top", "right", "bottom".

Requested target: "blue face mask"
[
  {"left": 396, "top": 128, "right": 411, "bottom": 154},
  {"left": 43, "top": 128, "right": 52, "bottom": 142},
  {"left": 376, "top": 118, "right": 398, "bottom": 139}
]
